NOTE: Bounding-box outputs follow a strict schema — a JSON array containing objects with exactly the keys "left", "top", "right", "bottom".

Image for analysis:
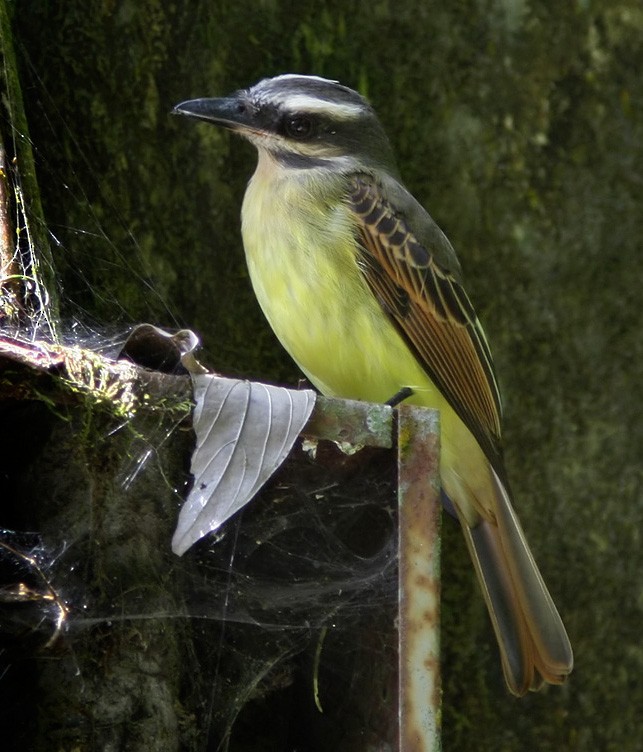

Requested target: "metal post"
[{"left": 397, "top": 404, "right": 442, "bottom": 752}]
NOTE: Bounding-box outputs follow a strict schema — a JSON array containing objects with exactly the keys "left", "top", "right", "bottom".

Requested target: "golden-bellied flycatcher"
[{"left": 174, "top": 74, "right": 572, "bottom": 696}]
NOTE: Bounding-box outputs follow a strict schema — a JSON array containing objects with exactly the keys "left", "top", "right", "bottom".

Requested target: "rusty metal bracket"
[{"left": 397, "top": 404, "right": 442, "bottom": 752}]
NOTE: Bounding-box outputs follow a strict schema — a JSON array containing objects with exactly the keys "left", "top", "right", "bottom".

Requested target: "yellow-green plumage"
[
  {"left": 243, "top": 154, "right": 436, "bottom": 402},
  {"left": 242, "top": 152, "right": 491, "bottom": 523}
]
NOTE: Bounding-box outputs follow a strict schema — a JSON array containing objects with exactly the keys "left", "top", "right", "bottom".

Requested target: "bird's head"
[{"left": 173, "top": 74, "right": 398, "bottom": 173}]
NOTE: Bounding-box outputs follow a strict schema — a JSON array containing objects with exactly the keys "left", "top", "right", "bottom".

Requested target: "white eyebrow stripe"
[
  {"left": 274, "top": 74, "right": 339, "bottom": 85},
  {"left": 279, "top": 94, "right": 364, "bottom": 119}
]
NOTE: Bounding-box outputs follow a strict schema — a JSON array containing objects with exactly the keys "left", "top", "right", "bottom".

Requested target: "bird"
[{"left": 174, "top": 74, "right": 573, "bottom": 696}]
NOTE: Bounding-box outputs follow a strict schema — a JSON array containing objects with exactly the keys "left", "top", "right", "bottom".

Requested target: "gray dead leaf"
[{"left": 171, "top": 374, "right": 316, "bottom": 555}]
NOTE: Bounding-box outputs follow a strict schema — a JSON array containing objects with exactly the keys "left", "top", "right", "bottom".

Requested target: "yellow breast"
[
  {"left": 239, "top": 152, "right": 494, "bottom": 514},
  {"left": 241, "top": 153, "right": 432, "bottom": 403}
]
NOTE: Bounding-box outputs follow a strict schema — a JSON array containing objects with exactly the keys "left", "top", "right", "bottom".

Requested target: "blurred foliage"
[{"left": 6, "top": 0, "right": 643, "bottom": 749}]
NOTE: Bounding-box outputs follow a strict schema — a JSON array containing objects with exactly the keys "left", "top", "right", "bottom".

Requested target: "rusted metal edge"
[
  {"left": 0, "top": 335, "right": 397, "bottom": 451},
  {"left": 304, "top": 394, "right": 394, "bottom": 448},
  {"left": 397, "top": 404, "right": 442, "bottom": 752}
]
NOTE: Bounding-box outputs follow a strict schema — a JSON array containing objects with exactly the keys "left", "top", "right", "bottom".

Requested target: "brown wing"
[{"left": 348, "top": 174, "right": 504, "bottom": 473}]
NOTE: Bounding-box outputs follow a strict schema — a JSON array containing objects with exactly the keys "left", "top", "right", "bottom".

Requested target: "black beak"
[{"left": 172, "top": 94, "right": 255, "bottom": 131}]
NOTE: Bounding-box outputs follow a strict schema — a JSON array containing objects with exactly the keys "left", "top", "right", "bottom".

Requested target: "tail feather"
[
  {"left": 490, "top": 469, "right": 574, "bottom": 680},
  {"left": 455, "top": 471, "right": 573, "bottom": 696},
  {"left": 466, "top": 521, "right": 533, "bottom": 694}
]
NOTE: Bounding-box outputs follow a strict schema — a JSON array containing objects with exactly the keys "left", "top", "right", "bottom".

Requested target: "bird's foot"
[{"left": 385, "top": 386, "right": 414, "bottom": 407}]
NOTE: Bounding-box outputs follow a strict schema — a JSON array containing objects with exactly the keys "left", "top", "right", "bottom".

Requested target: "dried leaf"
[
  {"left": 118, "top": 323, "right": 207, "bottom": 374},
  {"left": 172, "top": 374, "right": 316, "bottom": 555}
]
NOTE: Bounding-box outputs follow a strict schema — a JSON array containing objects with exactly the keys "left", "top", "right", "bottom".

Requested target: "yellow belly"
[{"left": 240, "top": 155, "right": 493, "bottom": 520}]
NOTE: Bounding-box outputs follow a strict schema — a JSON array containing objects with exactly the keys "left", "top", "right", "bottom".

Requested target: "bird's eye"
[{"left": 284, "top": 115, "right": 315, "bottom": 139}]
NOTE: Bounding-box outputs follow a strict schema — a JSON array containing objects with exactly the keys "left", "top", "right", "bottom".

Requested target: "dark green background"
[{"left": 6, "top": 1, "right": 642, "bottom": 749}]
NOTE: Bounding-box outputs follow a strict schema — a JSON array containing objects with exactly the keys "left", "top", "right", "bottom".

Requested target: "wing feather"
[{"left": 348, "top": 174, "right": 504, "bottom": 472}]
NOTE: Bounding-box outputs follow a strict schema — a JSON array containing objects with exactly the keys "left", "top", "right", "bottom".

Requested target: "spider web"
[{"left": 0, "top": 49, "right": 402, "bottom": 752}]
